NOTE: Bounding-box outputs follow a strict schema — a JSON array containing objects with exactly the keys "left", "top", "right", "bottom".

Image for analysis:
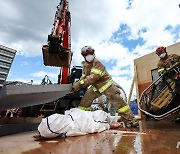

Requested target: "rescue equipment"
[{"left": 138, "top": 63, "right": 180, "bottom": 120}]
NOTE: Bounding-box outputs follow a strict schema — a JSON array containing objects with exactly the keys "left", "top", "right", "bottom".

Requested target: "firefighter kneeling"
[{"left": 71, "top": 46, "right": 139, "bottom": 127}]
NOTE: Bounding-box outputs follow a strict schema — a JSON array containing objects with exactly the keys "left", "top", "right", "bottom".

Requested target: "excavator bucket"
[{"left": 42, "top": 44, "right": 72, "bottom": 67}]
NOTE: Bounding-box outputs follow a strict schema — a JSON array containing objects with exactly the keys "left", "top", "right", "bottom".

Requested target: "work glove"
[{"left": 72, "top": 80, "right": 85, "bottom": 92}]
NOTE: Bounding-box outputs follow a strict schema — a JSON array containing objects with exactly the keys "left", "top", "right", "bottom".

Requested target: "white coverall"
[{"left": 38, "top": 108, "right": 112, "bottom": 138}]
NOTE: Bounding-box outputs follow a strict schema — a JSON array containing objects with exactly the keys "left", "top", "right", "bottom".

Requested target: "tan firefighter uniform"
[
  {"left": 73, "top": 58, "right": 137, "bottom": 126},
  {"left": 157, "top": 54, "right": 180, "bottom": 75},
  {"left": 157, "top": 53, "right": 180, "bottom": 122}
]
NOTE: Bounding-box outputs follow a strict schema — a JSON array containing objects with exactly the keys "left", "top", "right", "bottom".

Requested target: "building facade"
[{"left": 0, "top": 45, "right": 16, "bottom": 88}]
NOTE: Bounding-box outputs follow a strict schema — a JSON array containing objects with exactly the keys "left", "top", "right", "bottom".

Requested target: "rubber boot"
[{"left": 120, "top": 110, "right": 139, "bottom": 128}]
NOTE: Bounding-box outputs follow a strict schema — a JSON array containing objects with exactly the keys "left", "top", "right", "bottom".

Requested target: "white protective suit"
[{"left": 38, "top": 108, "right": 113, "bottom": 138}]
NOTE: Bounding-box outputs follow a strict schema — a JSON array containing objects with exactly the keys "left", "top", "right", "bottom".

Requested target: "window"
[
  {"left": 0, "top": 55, "right": 13, "bottom": 62},
  {"left": 0, "top": 61, "right": 11, "bottom": 67},
  {"left": 151, "top": 69, "right": 159, "bottom": 82},
  {"left": 0, "top": 67, "right": 9, "bottom": 73},
  {"left": 0, "top": 80, "right": 4, "bottom": 84},
  {"left": 0, "top": 48, "right": 15, "bottom": 57},
  {"left": 0, "top": 74, "right": 7, "bottom": 79}
]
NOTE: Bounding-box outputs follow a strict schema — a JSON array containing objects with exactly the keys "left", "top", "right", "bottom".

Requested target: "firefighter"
[
  {"left": 71, "top": 46, "right": 139, "bottom": 127},
  {"left": 156, "top": 46, "right": 180, "bottom": 75},
  {"left": 156, "top": 46, "right": 180, "bottom": 123}
]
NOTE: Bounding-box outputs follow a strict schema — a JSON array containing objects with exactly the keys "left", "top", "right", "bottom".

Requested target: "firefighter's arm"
[
  {"left": 72, "top": 79, "right": 85, "bottom": 92},
  {"left": 83, "top": 74, "right": 101, "bottom": 85},
  {"left": 72, "top": 73, "right": 100, "bottom": 92},
  {"left": 169, "top": 54, "right": 180, "bottom": 68},
  {"left": 72, "top": 60, "right": 106, "bottom": 91},
  {"left": 172, "top": 54, "right": 180, "bottom": 62},
  {"left": 71, "top": 62, "right": 88, "bottom": 92}
]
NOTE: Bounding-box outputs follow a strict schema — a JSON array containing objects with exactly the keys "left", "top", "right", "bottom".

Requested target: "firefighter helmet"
[
  {"left": 81, "top": 46, "right": 94, "bottom": 56},
  {"left": 156, "top": 46, "right": 166, "bottom": 55}
]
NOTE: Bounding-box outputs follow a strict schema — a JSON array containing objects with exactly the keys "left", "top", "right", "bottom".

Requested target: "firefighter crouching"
[{"left": 71, "top": 46, "right": 139, "bottom": 127}]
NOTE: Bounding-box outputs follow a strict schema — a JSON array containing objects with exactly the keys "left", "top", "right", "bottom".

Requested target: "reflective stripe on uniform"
[
  {"left": 158, "top": 61, "right": 180, "bottom": 74},
  {"left": 82, "top": 73, "right": 86, "bottom": 78},
  {"left": 173, "top": 61, "right": 180, "bottom": 66},
  {"left": 117, "top": 105, "right": 130, "bottom": 114},
  {"left": 92, "top": 86, "right": 98, "bottom": 92},
  {"left": 99, "top": 79, "right": 113, "bottom": 93},
  {"left": 92, "top": 79, "right": 113, "bottom": 93},
  {"left": 78, "top": 106, "right": 91, "bottom": 111},
  {"left": 158, "top": 68, "right": 164, "bottom": 74},
  {"left": 101, "top": 70, "right": 106, "bottom": 76},
  {"left": 91, "top": 68, "right": 106, "bottom": 77},
  {"left": 80, "top": 80, "right": 84, "bottom": 84},
  {"left": 168, "top": 61, "right": 180, "bottom": 70}
]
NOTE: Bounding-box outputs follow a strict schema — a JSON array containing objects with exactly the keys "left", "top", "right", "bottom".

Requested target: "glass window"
[
  {"left": 0, "top": 55, "right": 13, "bottom": 62},
  {"left": 0, "top": 67, "right": 9, "bottom": 73},
  {"left": 0, "top": 61, "right": 11, "bottom": 67},
  {"left": 0, "top": 80, "right": 4, "bottom": 84},
  {"left": 151, "top": 69, "right": 159, "bottom": 82},
  {"left": 0, "top": 48, "right": 15, "bottom": 56},
  {"left": 0, "top": 74, "right": 7, "bottom": 79}
]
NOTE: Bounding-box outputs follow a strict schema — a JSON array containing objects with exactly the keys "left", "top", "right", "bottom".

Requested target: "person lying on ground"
[{"left": 34, "top": 108, "right": 123, "bottom": 139}]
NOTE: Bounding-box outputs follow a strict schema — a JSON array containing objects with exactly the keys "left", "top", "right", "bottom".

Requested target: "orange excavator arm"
[{"left": 42, "top": 0, "right": 72, "bottom": 84}]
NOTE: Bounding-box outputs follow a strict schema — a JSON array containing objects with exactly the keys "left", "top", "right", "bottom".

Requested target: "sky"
[{"left": 0, "top": 0, "right": 180, "bottom": 99}]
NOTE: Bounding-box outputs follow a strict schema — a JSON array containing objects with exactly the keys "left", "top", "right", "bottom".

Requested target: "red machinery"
[{"left": 42, "top": 0, "right": 72, "bottom": 84}]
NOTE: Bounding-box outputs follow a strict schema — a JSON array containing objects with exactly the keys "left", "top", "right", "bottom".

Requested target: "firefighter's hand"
[{"left": 72, "top": 82, "right": 81, "bottom": 92}]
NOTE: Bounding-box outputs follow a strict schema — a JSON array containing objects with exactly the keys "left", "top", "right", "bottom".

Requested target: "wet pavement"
[{"left": 0, "top": 120, "right": 179, "bottom": 154}]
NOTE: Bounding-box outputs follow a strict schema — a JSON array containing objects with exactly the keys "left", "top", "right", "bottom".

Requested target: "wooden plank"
[
  {"left": 127, "top": 75, "right": 135, "bottom": 104},
  {"left": 151, "top": 81, "right": 175, "bottom": 111}
]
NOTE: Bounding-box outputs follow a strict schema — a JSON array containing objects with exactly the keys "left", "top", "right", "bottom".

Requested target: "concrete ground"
[{"left": 0, "top": 120, "right": 179, "bottom": 154}]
